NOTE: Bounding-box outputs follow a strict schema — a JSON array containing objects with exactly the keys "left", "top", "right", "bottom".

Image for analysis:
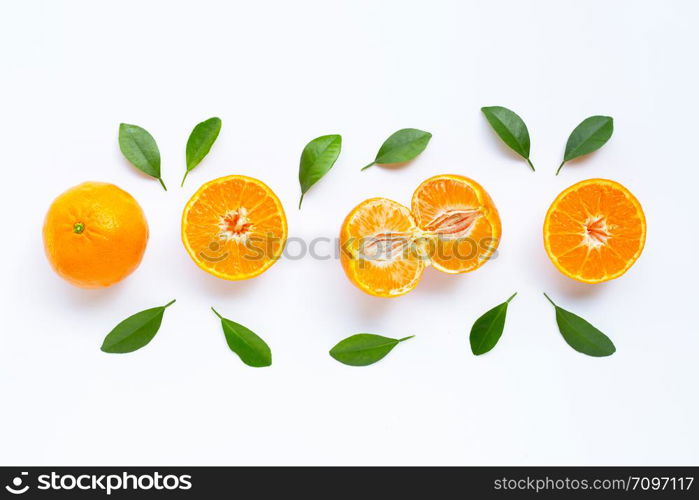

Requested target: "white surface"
[{"left": 1, "top": 0, "right": 697, "bottom": 466}]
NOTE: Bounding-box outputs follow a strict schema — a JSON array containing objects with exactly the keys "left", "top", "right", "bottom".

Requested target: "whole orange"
[{"left": 43, "top": 182, "right": 149, "bottom": 288}]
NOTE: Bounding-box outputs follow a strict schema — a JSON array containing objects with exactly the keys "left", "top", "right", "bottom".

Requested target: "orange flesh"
[
  {"left": 340, "top": 198, "right": 424, "bottom": 297},
  {"left": 544, "top": 178, "right": 646, "bottom": 283},
  {"left": 340, "top": 175, "right": 501, "bottom": 297},
  {"left": 182, "top": 175, "right": 287, "bottom": 280},
  {"left": 412, "top": 175, "right": 501, "bottom": 274}
]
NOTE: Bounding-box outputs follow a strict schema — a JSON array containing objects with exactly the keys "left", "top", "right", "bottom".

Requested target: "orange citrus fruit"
[
  {"left": 543, "top": 178, "right": 646, "bottom": 283},
  {"left": 340, "top": 198, "right": 425, "bottom": 297},
  {"left": 411, "top": 174, "right": 501, "bottom": 274},
  {"left": 340, "top": 174, "right": 501, "bottom": 297},
  {"left": 43, "top": 182, "right": 149, "bottom": 288},
  {"left": 181, "top": 175, "right": 287, "bottom": 280}
]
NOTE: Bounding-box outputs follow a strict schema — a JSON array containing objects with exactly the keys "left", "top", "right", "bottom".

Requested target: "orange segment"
[
  {"left": 182, "top": 175, "right": 287, "bottom": 280},
  {"left": 411, "top": 174, "right": 502, "bottom": 273},
  {"left": 340, "top": 198, "right": 425, "bottom": 297},
  {"left": 543, "top": 178, "right": 646, "bottom": 283}
]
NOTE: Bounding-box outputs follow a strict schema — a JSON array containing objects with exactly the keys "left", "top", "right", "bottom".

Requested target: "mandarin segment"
[
  {"left": 543, "top": 178, "right": 646, "bottom": 283},
  {"left": 427, "top": 216, "right": 499, "bottom": 273},
  {"left": 182, "top": 175, "right": 287, "bottom": 280},
  {"left": 411, "top": 176, "right": 480, "bottom": 224}
]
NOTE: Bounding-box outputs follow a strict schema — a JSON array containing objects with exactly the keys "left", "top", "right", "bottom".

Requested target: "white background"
[{"left": 1, "top": 0, "right": 697, "bottom": 466}]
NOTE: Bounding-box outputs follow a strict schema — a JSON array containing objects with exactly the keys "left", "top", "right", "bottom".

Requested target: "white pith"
[{"left": 218, "top": 207, "right": 254, "bottom": 242}]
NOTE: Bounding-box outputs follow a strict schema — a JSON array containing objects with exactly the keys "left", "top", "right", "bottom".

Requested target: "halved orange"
[
  {"left": 340, "top": 175, "right": 501, "bottom": 297},
  {"left": 340, "top": 198, "right": 425, "bottom": 297},
  {"left": 412, "top": 174, "right": 501, "bottom": 274},
  {"left": 182, "top": 175, "right": 287, "bottom": 280},
  {"left": 543, "top": 178, "right": 646, "bottom": 283}
]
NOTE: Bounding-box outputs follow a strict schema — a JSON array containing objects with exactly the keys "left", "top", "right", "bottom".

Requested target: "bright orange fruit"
[
  {"left": 43, "top": 182, "right": 148, "bottom": 288},
  {"left": 340, "top": 174, "right": 501, "bottom": 297},
  {"left": 543, "top": 178, "right": 646, "bottom": 283},
  {"left": 411, "top": 174, "right": 501, "bottom": 274},
  {"left": 340, "top": 198, "right": 425, "bottom": 297},
  {"left": 181, "top": 175, "right": 287, "bottom": 280}
]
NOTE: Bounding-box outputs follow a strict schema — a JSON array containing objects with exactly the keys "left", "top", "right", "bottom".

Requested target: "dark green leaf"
[
  {"left": 361, "top": 128, "right": 431, "bottom": 170},
  {"left": 212, "top": 308, "right": 271, "bottom": 367},
  {"left": 101, "top": 299, "right": 176, "bottom": 353},
  {"left": 329, "top": 333, "right": 414, "bottom": 366},
  {"left": 557, "top": 115, "right": 613, "bottom": 174},
  {"left": 544, "top": 294, "right": 615, "bottom": 357},
  {"left": 298, "top": 134, "right": 342, "bottom": 208},
  {"left": 469, "top": 292, "right": 517, "bottom": 355},
  {"left": 481, "top": 106, "right": 535, "bottom": 171},
  {"left": 118, "top": 123, "right": 166, "bottom": 190},
  {"left": 182, "top": 117, "right": 222, "bottom": 186}
]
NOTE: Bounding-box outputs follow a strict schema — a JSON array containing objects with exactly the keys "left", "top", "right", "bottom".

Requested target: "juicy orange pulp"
[
  {"left": 412, "top": 174, "right": 501, "bottom": 274},
  {"left": 43, "top": 182, "right": 148, "bottom": 288},
  {"left": 340, "top": 198, "right": 425, "bottom": 297},
  {"left": 182, "top": 175, "right": 287, "bottom": 280},
  {"left": 340, "top": 174, "right": 502, "bottom": 297},
  {"left": 543, "top": 178, "right": 646, "bottom": 283}
]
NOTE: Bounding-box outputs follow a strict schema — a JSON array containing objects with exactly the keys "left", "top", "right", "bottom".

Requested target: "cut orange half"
[
  {"left": 412, "top": 174, "right": 501, "bottom": 274},
  {"left": 340, "top": 175, "right": 501, "bottom": 297},
  {"left": 182, "top": 175, "right": 287, "bottom": 280},
  {"left": 543, "top": 178, "right": 646, "bottom": 283},
  {"left": 340, "top": 198, "right": 424, "bottom": 297}
]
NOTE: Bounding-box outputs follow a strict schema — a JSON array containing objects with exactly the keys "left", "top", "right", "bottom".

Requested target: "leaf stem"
[
  {"left": 298, "top": 193, "right": 304, "bottom": 209},
  {"left": 361, "top": 161, "right": 376, "bottom": 171},
  {"left": 505, "top": 292, "right": 518, "bottom": 303},
  {"left": 180, "top": 171, "right": 189, "bottom": 187},
  {"left": 555, "top": 161, "right": 565, "bottom": 176},
  {"left": 525, "top": 158, "right": 535, "bottom": 172},
  {"left": 211, "top": 307, "right": 224, "bottom": 320},
  {"left": 158, "top": 177, "right": 168, "bottom": 191},
  {"left": 543, "top": 293, "right": 556, "bottom": 307},
  {"left": 398, "top": 335, "right": 415, "bottom": 343},
  {"left": 163, "top": 299, "right": 177, "bottom": 308}
]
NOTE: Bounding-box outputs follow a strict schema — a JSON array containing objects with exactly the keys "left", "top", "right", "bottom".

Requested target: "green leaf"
[
  {"left": 544, "top": 293, "right": 616, "bottom": 357},
  {"left": 557, "top": 115, "right": 613, "bottom": 175},
  {"left": 182, "top": 117, "right": 222, "bottom": 186},
  {"left": 212, "top": 308, "right": 271, "bottom": 367},
  {"left": 361, "top": 128, "right": 431, "bottom": 171},
  {"left": 469, "top": 292, "right": 517, "bottom": 355},
  {"left": 298, "top": 134, "right": 342, "bottom": 208},
  {"left": 101, "top": 300, "right": 176, "bottom": 353},
  {"left": 118, "top": 123, "right": 166, "bottom": 190},
  {"left": 329, "top": 333, "right": 414, "bottom": 366},
  {"left": 481, "top": 106, "right": 535, "bottom": 171}
]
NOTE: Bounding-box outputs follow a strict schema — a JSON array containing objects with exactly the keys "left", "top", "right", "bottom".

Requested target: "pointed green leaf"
[
  {"left": 298, "top": 134, "right": 342, "bottom": 208},
  {"left": 182, "top": 117, "right": 222, "bottom": 186},
  {"left": 361, "top": 128, "right": 431, "bottom": 170},
  {"left": 329, "top": 333, "right": 414, "bottom": 366},
  {"left": 469, "top": 292, "right": 517, "bottom": 355},
  {"left": 544, "top": 294, "right": 616, "bottom": 357},
  {"left": 481, "top": 106, "right": 535, "bottom": 171},
  {"left": 101, "top": 300, "right": 176, "bottom": 353},
  {"left": 212, "top": 308, "right": 271, "bottom": 367},
  {"left": 557, "top": 115, "right": 613, "bottom": 174},
  {"left": 118, "top": 123, "right": 166, "bottom": 190}
]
